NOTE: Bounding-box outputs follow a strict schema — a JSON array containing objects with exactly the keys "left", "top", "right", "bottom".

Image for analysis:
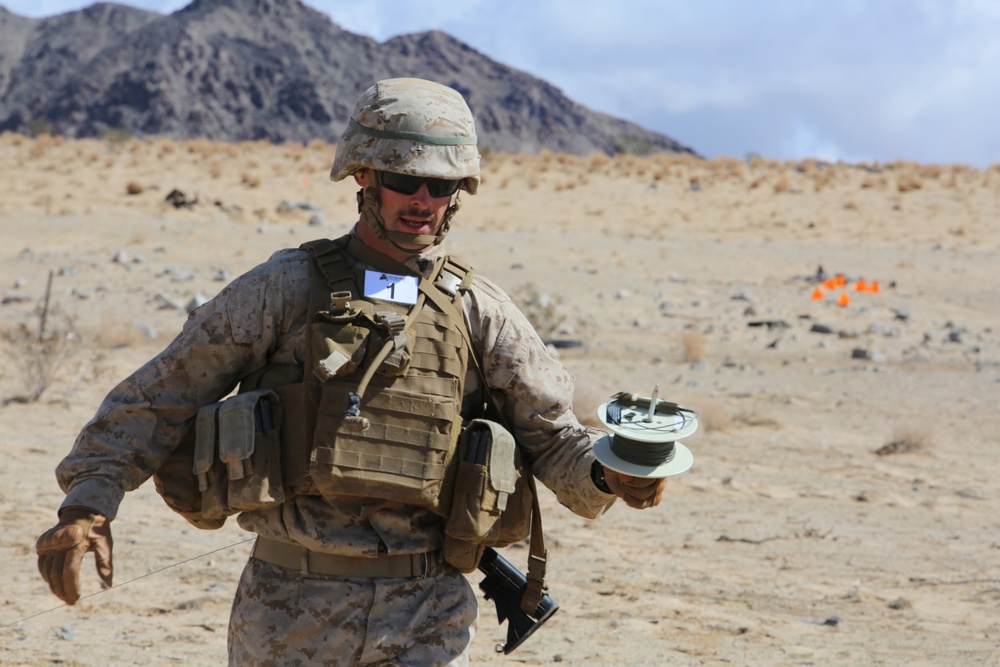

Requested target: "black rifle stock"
[{"left": 477, "top": 547, "right": 559, "bottom": 654}]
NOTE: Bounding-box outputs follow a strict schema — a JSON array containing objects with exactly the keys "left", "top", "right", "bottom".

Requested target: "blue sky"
[{"left": 5, "top": 0, "right": 999, "bottom": 166}]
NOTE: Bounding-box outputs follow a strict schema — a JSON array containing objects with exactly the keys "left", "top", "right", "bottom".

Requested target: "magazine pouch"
[{"left": 192, "top": 389, "right": 285, "bottom": 520}]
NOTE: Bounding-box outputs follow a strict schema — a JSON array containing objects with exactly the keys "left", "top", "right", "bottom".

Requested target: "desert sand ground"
[{"left": 1, "top": 133, "right": 999, "bottom": 666}]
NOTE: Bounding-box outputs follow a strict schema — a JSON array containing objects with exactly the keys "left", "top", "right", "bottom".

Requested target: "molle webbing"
[{"left": 298, "top": 235, "right": 475, "bottom": 515}]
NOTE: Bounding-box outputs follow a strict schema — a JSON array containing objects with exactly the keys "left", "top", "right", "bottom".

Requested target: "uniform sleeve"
[
  {"left": 56, "top": 253, "right": 306, "bottom": 520},
  {"left": 465, "top": 276, "right": 615, "bottom": 520}
]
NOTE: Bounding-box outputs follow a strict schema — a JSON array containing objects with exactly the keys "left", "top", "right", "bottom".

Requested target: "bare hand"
[
  {"left": 36, "top": 508, "right": 113, "bottom": 605},
  {"left": 604, "top": 470, "right": 667, "bottom": 509}
]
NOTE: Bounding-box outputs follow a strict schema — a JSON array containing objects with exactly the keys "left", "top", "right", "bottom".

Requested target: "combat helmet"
[{"left": 331, "top": 78, "right": 480, "bottom": 252}]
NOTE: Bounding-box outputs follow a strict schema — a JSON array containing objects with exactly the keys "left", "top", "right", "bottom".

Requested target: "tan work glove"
[
  {"left": 604, "top": 470, "right": 667, "bottom": 509},
  {"left": 36, "top": 508, "right": 113, "bottom": 605}
]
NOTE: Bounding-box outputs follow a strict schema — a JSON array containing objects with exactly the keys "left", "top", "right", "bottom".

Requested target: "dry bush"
[
  {"left": 184, "top": 138, "right": 215, "bottom": 157},
  {"left": 813, "top": 170, "right": 834, "bottom": 192},
  {"left": 680, "top": 328, "right": 706, "bottom": 363},
  {"left": 241, "top": 172, "right": 261, "bottom": 188},
  {"left": 125, "top": 181, "right": 144, "bottom": 195},
  {"left": 1, "top": 320, "right": 80, "bottom": 404},
  {"left": 875, "top": 425, "right": 935, "bottom": 456},
  {"left": 538, "top": 149, "right": 553, "bottom": 171},
  {"left": 897, "top": 174, "right": 923, "bottom": 193},
  {"left": 691, "top": 398, "right": 731, "bottom": 433},
  {"left": 96, "top": 319, "right": 145, "bottom": 349},
  {"left": 28, "top": 135, "right": 57, "bottom": 159},
  {"left": 773, "top": 176, "right": 790, "bottom": 194},
  {"left": 510, "top": 283, "right": 566, "bottom": 339},
  {"left": 209, "top": 161, "right": 223, "bottom": 179},
  {"left": 919, "top": 164, "right": 943, "bottom": 180},
  {"left": 586, "top": 153, "right": 609, "bottom": 174}
]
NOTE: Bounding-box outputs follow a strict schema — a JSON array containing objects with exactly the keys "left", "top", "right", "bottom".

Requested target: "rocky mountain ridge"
[{"left": 0, "top": 0, "right": 695, "bottom": 155}]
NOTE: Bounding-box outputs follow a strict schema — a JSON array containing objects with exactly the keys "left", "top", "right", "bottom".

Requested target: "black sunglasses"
[{"left": 376, "top": 170, "right": 461, "bottom": 198}]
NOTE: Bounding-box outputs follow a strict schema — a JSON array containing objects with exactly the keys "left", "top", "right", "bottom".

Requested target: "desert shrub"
[
  {"left": 896, "top": 174, "right": 923, "bottom": 193},
  {"left": 2, "top": 319, "right": 80, "bottom": 404},
  {"left": 511, "top": 283, "right": 566, "bottom": 339},
  {"left": 680, "top": 327, "right": 706, "bottom": 363},
  {"left": 693, "top": 398, "right": 731, "bottom": 433},
  {"left": 875, "top": 426, "right": 934, "bottom": 456}
]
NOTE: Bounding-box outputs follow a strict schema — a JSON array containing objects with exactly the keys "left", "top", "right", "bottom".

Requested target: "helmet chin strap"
[{"left": 357, "top": 187, "right": 461, "bottom": 255}]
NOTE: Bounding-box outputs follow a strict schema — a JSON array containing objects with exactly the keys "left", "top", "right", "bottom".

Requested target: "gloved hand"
[
  {"left": 604, "top": 469, "right": 667, "bottom": 509},
  {"left": 36, "top": 508, "right": 113, "bottom": 605}
]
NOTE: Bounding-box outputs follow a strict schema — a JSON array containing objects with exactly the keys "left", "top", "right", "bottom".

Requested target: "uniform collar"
[{"left": 345, "top": 226, "right": 446, "bottom": 279}]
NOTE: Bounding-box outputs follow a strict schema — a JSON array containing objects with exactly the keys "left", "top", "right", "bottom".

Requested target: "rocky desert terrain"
[{"left": 2, "top": 133, "right": 999, "bottom": 665}]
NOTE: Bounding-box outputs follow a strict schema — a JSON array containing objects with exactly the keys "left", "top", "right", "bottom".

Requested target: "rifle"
[{"left": 478, "top": 547, "right": 559, "bottom": 654}]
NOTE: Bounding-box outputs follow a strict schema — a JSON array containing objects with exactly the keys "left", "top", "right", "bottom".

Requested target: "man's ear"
[{"left": 354, "top": 168, "right": 371, "bottom": 187}]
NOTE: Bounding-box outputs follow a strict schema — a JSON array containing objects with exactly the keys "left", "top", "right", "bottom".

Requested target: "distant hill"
[{"left": 0, "top": 0, "right": 697, "bottom": 156}]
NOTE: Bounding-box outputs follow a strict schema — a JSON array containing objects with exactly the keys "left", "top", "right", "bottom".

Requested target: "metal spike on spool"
[{"left": 593, "top": 385, "right": 697, "bottom": 478}]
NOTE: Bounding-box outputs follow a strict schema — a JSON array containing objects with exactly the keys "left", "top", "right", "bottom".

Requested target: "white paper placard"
[{"left": 363, "top": 270, "right": 419, "bottom": 304}]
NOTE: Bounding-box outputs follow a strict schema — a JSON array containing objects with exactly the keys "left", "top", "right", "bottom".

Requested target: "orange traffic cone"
[
  {"left": 822, "top": 278, "right": 838, "bottom": 290},
  {"left": 836, "top": 274, "right": 847, "bottom": 287},
  {"left": 837, "top": 292, "right": 850, "bottom": 307},
  {"left": 854, "top": 279, "right": 868, "bottom": 292},
  {"left": 811, "top": 286, "right": 825, "bottom": 301},
  {"left": 869, "top": 280, "right": 880, "bottom": 294}
]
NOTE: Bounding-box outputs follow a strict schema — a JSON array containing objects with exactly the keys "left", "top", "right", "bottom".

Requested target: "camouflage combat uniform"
[{"left": 56, "top": 229, "right": 615, "bottom": 665}]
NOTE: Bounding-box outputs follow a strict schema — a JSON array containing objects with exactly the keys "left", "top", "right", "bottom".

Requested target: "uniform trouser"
[{"left": 228, "top": 556, "right": 479, "bottom": 666}]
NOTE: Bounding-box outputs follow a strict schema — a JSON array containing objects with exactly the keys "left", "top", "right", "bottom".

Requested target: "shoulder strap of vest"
[
  {"left": 300, "top": 236, "right": 357, "bottom": 301},
  {"left": 419, "top": 255, "right": 479, "bottom": 376},
  {"left": 298, "top": 236, "right": 358, "bottom": 459},
  {"left": 420, "top": 258, "right": 550, "bottom": 610}
]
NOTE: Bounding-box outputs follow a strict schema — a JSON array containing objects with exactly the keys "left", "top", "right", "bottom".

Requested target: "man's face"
[{"left": 355, "top": 169, "right": 455, "bottom": 258}]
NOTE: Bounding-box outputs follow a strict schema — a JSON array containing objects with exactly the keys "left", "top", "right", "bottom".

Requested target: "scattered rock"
[
  {"left": 868, "top": 324, "right": 900, "bottom": 337},
  {"left": 165, "top": 189, "right": 198, "bottom": 208},
  {"left": 1, "top": 292, "right": 32, "bottom": 305},
  {"left": 186, "top": 293, "right": 209, "bottom": 312},
  {"left": 747, "top": 320, "right": 789, "bottom": 330},
  {"left": 277, "top": 201, "right": 322, "bottom": 213},
  {"left": 851, "top": 348, "right": 885, "bottom": 362},
  {"left": 133, "top": 322, "right": 158, "bottom": 339},
  {"left": 153, "top": 293, "right": 186, "bottom": 310},
  {"left": 888, "top": 598, "right": 912, "bottom": 610},
  {"left": 809, "top": 323, "right": 836, "bottom": 335},
  {"left": 544, "top": 339, "right": 583, "bottom": 349},
  {"left": 308, "top": 214, "right": 324, "bottom": 227}
]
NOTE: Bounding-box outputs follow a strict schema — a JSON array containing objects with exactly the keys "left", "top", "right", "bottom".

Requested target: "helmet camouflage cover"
[{"left": 331, "top": 78, "right": 480, "bottom": 195}]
